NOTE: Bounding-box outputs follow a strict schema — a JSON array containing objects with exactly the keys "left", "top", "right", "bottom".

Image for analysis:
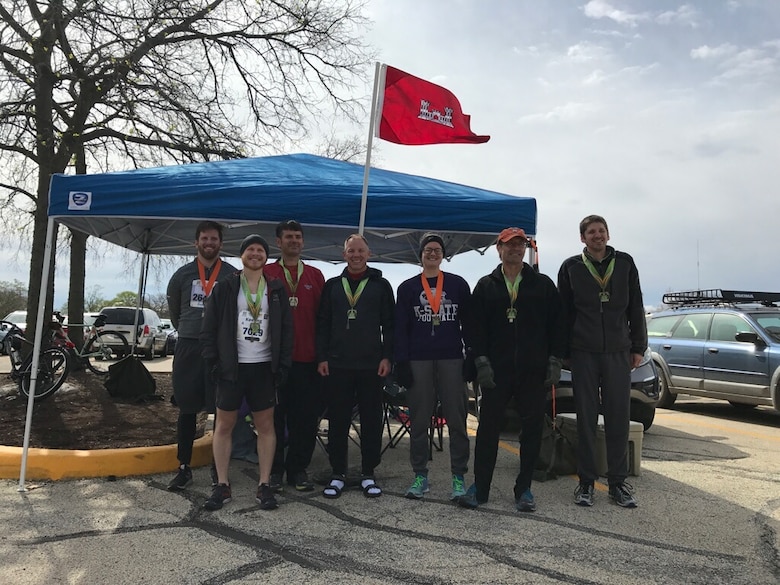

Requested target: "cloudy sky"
[{"left": 13, "top": 0, "right": 779, "bottom": 311}]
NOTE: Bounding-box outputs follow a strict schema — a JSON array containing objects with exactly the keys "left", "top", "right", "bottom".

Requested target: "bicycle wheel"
[
  {"left": 84, "top": 330, "right": 130, "bottom": 375},
  {"left": 19, "top": 347, "right": 70, "bottom": 402}
]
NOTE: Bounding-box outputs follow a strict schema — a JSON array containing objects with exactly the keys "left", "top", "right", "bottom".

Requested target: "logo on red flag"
[{"left": 376, "top": 65, "right": 490, "bottom": 145}]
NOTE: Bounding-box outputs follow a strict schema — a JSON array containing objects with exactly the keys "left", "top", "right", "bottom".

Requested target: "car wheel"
[
  {"left": 630, "top": 402, "right": 655, "bottom": 431},
  {"left": 160, "top": 342, "right": 167, "bottom": 358},
  {"left": 655, "top": 365, "right": 676, "bottom": 409},
  {"left": 144, "top": 346, "right": 154, "bottom": 360}
]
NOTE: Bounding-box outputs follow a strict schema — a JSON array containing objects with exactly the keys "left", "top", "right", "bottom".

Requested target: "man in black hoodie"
[
  {"left": 316, "top": 234, "right": 394, "bottom": 499},
  {"left": 458, "top": 227, "right": 564, "bottom": 513}
]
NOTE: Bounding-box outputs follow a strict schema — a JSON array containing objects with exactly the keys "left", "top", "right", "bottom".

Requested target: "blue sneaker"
[
  {"left": 451, "top": 474, "right": 466, "bottom": 500},
  {"left": 515, "top": 488, "right": 536, "bottom": 512},
  {"left": 405, "top": 474, "right": 430, "bottom": 499},
  {"left": 457, "top": 483, "right": 480, "bottom": 509}
]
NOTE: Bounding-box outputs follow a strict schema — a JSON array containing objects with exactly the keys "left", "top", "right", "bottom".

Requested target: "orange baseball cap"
[{"left": 496, "top": 227, "right": 528, "bottom": 244}]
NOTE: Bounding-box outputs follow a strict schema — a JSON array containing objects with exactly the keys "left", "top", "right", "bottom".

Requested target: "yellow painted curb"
[{"left": 0, "top": 432, "right": 213, "bottom": 481}]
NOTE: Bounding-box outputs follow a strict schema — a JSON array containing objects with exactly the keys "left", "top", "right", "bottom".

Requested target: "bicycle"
[
  {"left": 0, "top": 320, "right": 71, "bottom": 402},
  {"left": 51, "top": 312, "right": 130, "bottom": 375}
]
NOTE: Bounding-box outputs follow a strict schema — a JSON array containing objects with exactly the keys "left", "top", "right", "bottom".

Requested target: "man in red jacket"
[{"left": 264, "top": 220, "right": 325, "bottom": 492}]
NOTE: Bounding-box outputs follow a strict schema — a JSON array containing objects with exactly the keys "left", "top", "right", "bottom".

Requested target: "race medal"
[
  {"left": 432, "top": 315, "right": 441, "bottom": 326},
  {"left": 506, "top": 308, "right": 517, "bottom": 323},
  {"left": 289, "top": 296, "right": 298, "bottom": 307},
  {"left": 347, "top": 308, "right": 357, "bottom": 320},
  {"left": 250, "top": 321, "right": 261, "bottom": 335},
  {"left": 599, "top": 291, "right": 610, "bottom": 302}
]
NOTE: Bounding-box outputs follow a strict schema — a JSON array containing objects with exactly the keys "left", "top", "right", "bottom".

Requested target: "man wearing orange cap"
[{"left": 458, "top": 227, "right": 564, "bottom": 512}]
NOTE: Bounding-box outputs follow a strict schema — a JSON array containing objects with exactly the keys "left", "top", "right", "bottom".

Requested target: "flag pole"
[{"left": 358, "top": 62, "right": 384, "bottom": 235}]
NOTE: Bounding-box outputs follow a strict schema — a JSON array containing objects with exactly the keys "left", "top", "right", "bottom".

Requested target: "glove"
[
  {"left": 394, "top": 361, "right": 413, "bottom": 389},
  {"left": 474, "top": 356, "right": 495, "bottom": 389},
  {"left": 205, "top": 359, "right": 220, "bottom": 385},
  {"left": 274, "top": 367, "right": 289, "bottom": 390},
  {"left": 462, "top": 355, "right": 477, "bottom": 383},
  {"left": 544, "top": 356, "right": 563, "bottom": 387}
]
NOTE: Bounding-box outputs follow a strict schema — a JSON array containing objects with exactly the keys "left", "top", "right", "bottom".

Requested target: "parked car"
[
  {"left": 469, "top": 350, "right": 660, "bottom": 430},
  {"left": 159, "top": 318, "right": 178, "bottom": 355},
  {"left": 554, "top": 350, "right": 660, "bottom": 430},
  {"left": 647, "top": 289, "right": 780, "bottom": 413},
  {"left": 0, "top": 310, "right": 27, "bottom": 354},
  {"left": 98, "top": 307, "right": 168, "bottom": 359}
]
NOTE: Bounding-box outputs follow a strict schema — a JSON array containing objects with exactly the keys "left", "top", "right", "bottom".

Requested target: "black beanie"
[
  {"left": 239, "top": 234, "right": 269, "bottom": 256},
  {"left": 419, "top": 232, "right": 446, "bottom": 259}
]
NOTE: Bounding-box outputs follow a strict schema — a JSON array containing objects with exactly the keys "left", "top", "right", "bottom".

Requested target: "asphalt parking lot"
[{"left": 1, "top": 355, "right": 779, "bottom": 584}]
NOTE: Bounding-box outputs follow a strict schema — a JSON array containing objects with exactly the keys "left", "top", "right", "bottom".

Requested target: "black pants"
[
  {"left": 473, "top": 367, "right": 546, "bottom": 503},
  {"left": 272, "top": 362, "right": 324, "bottom": 478},
  {"left": 325, "top": 367, "right": 383, "bottom": 477}
]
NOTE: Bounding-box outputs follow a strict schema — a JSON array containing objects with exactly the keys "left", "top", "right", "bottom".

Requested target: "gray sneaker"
[
  {"left": 609, "top": 482, "right": 638, "bottom": 508},
  {"left": 574, "top": 483, "right": 594, "bottom": 507},
  {"left": 405, "top": 474, "right": 429, "bottom": 499},
  {"left": 167, "top": 465, "right": 192, "bottom": 491}
]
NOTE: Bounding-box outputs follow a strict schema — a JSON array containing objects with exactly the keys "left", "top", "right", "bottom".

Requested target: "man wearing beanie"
[
  {"left": 264, "top": 220, "right": 325, "bottom": 493},
  {"left": 316, "top": 233, "right": 394, "bottom": 499},
  {"left": 166, "top": 221, "right": 238, "bottom": 491},
  {"left": 394, "top": 232, "right": 473, "bottom": 500},
  {"left": 458, "top": 227, "right": 565, "bottom": 513},
  {"left": 200, "top": 233, "right": 293, "bottom": 511}
]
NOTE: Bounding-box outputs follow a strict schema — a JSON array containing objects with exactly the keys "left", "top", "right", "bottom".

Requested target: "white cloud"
[
  {"left": 517, "top": 102, "right": 599, "bottom": 124},
  {"left": 690, "top": 44, "right": 739, "bottom": 60},
  {"left": 656, "top": 4, "right": 700, "bottom": 27},
  {"left": 566, "top": 41, "right": 612, "bottom": 63},
  {"left": 582, "top": 0, "right": 648, "bottom": 27}
]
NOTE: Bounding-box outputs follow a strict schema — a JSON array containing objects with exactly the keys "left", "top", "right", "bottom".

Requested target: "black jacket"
[
  {"left": 200, "top": 272, "right": 293, "bottom": 380},
  {"left": 316, "top": 266, "right": 394, "bottom": 370},
  {"left": 472, "top": 263, "right": 564, "bottom": 374},
  {"left": 557, "top": 246, "right": 647, "bottom": 356}
]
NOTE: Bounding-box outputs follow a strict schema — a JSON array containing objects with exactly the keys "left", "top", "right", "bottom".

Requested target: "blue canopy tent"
[
  {"left": 46, "top": 153, "right": 536, "bottom": 263},
  {"left": 16, "top": 153, "right": 536, "bottom": 488}
]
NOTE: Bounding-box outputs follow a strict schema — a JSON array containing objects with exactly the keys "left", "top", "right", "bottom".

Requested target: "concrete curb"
[{"left": 0, "top": 432, "right": 213, "bottom": 481}]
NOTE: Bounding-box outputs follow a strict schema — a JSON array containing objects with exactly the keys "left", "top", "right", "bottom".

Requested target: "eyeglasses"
[
  {"left": 501, "top": 239, "right": 528, "bottom": 248},
  {"left": 422, "top": 248, "right": 443, "bottom": 256}
]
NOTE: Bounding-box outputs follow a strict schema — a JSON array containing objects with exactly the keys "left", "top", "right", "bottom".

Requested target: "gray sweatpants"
[
  {"left": 570, "top": 349, "right": 631, "bottom": 485},
  {"left": 407, "top": 359, "right": 470, "bottom": 477}
]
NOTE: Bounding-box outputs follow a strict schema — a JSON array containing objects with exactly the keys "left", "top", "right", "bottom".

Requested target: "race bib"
[
  {"left": 190, "top": 279, "right": 207, "bottom": 308},
  {"left": 239, "top": 310, "right": 269, "bottom": 343}
]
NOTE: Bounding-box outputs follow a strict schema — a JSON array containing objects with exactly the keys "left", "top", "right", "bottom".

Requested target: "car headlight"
[{"left": 638, "top": 347, "right": 652, "bottom": 367}]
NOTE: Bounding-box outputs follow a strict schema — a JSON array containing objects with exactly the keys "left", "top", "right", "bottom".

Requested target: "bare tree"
[{"left": 0, "top": 0, "right": 372, "bottom": 339}]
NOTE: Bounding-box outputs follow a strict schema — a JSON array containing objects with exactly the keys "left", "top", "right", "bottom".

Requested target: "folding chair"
[
  {"left": 316, "top": 405, "right": 362, "bottom": 456},
  {"left": 381, "top": 380, "right": 444, "bottom": 460}
]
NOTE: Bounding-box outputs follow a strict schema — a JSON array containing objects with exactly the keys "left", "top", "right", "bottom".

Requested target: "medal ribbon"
[
  {"left": 240, "top": 273, "right": 266, "bottom": 323},
  {"left": 280, "top": 260, "right": 303, "bottom": 297},
  {"left": 581, "top": 253, "right": 615, "bottom": 295},
  {"left": 197, "top": 258, "right": 222, "bottom": 297},
  {"left": 421, "top": 271, "right": 444, "bottom": 319},
  {"left": 502, "top": 269, "right": 522, "bottom": 306},
  {"left": 341, "top": 276, "right": 369, "bottom": 310}
]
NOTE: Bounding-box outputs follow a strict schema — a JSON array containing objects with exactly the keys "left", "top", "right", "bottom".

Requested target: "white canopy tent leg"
[{"left": 18, "top": 217, "right": 57, "bottom": 492}]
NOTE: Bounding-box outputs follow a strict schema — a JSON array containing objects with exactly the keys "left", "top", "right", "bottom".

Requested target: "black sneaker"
[
  {"left": 609, "top": 482, "right": 638, "bottom": 508},
  {"left": 290, "top": 471, "right": 314, "bottom": 492},
  {"left": 269, "top": 473, "right": 284, "bottom": 494},
  {"left": 574, "top": 483, "right": 595, "bottom": 507},
  {"left": 256, "top": 483, "right": 278, "bottom": 510},
  {"left": 209, "top": 463, "right": 219, "bottom": 487},
  {"left": 204, "top": 483, "right": 232, "bottom": 511},
  {"left": 167, "top": 465, "right": 192, "bottom": 491}
]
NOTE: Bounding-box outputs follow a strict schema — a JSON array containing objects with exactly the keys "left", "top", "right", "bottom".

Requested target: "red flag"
[{"left": 376, "top": 65, "right": 490, "bottom": 145}]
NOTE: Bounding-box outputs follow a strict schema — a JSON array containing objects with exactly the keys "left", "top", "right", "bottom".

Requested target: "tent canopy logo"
[{"left": 68, "top": 191, "right": 91, "bottom": 210}]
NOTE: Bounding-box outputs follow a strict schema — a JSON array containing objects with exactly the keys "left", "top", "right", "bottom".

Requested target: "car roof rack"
[{"left": 663, "top": 289, "right": 780, "bottom": 307}]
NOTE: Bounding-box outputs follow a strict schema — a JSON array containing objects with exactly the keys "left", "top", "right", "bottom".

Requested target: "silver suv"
[
  {"left": 98, "top": 307, "right": 168, "bottom": 359},
  {"left": 647, "top": 289, "right": 780, "bottom": 413}
]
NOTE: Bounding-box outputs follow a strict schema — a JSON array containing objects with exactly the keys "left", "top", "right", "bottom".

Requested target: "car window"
[
  {"left": 750, "top": 313, "right": 780, "bottom": 340},
  {"left": 100, "top": 308, "right": 144, "bottom": 325},
  {"left": 671, "top": 313, "right": 710, "bottom": 340},
  {"left": 710, "top": 313, "right": 755, "bottom": 342},
  {"left": 647, "top": 315, "right": 681, "bottom": 337}
]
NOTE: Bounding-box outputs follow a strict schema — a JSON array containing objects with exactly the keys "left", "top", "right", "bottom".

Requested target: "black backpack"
[{"left": 103, "top": 355, "right": 161, "bottom": 403}]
